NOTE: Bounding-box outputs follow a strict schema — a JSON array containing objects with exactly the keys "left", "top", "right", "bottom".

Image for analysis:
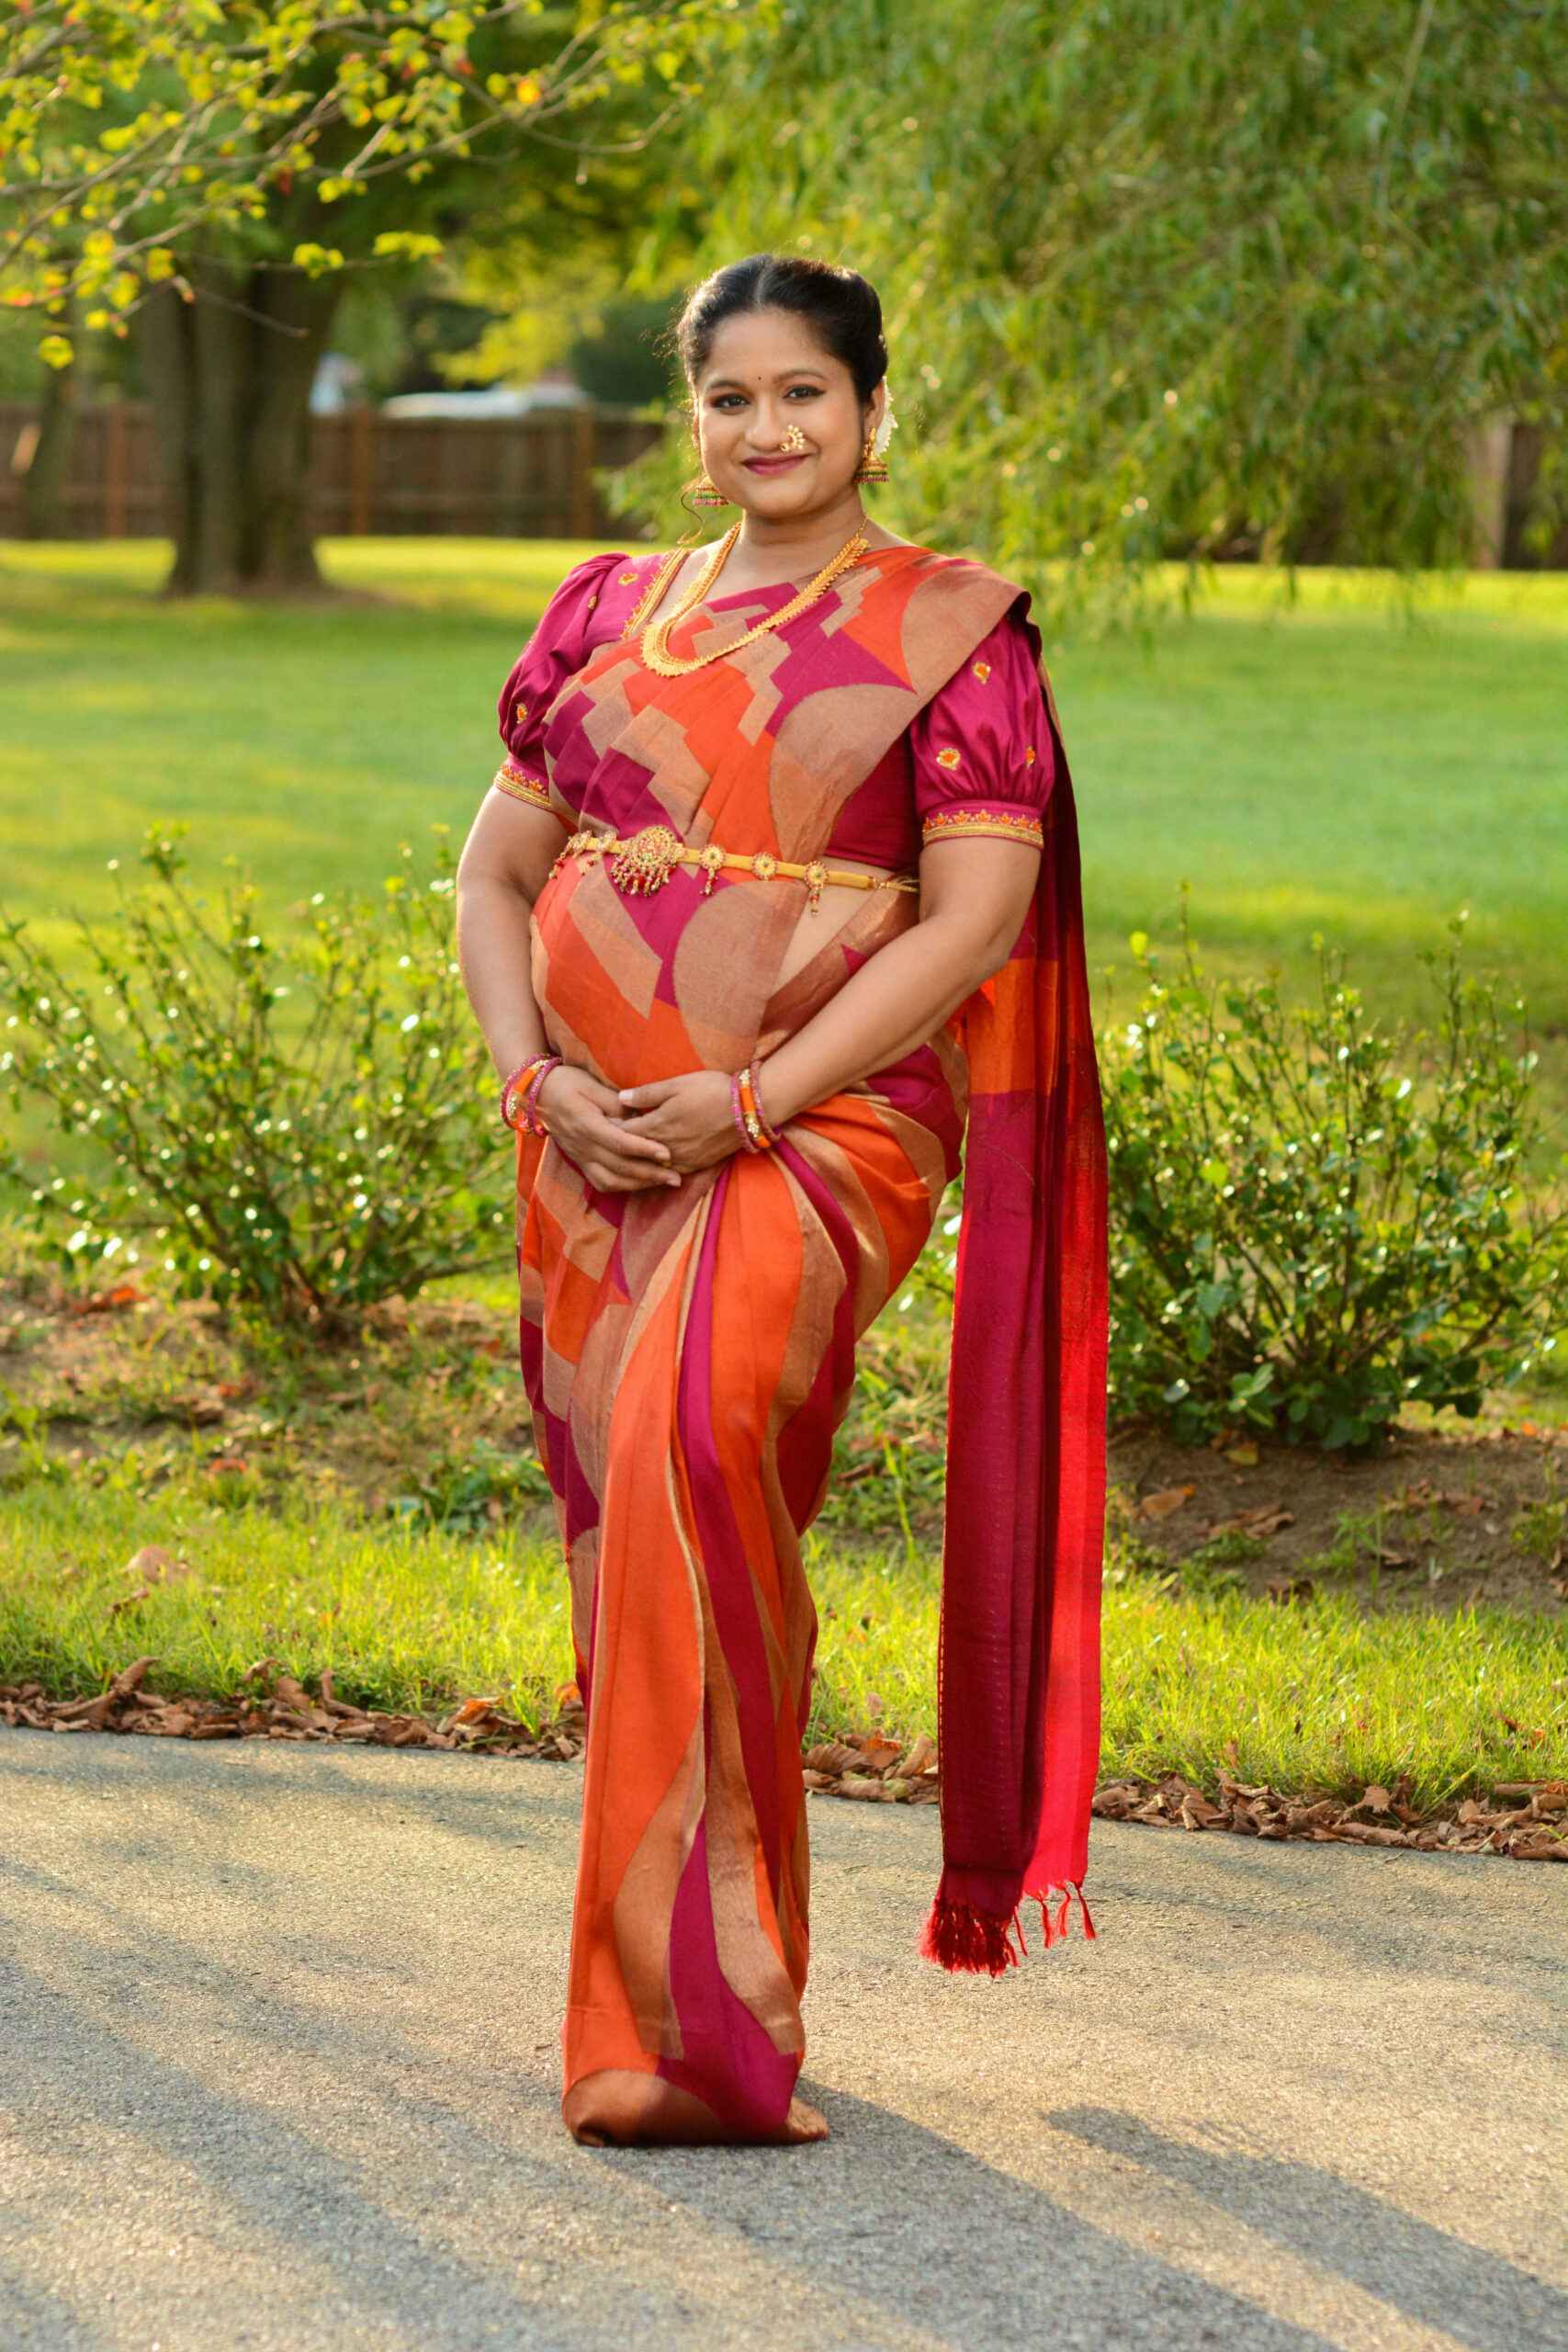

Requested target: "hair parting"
[{"left": 675, "top": 253, "right": 887, "bottom": 403}]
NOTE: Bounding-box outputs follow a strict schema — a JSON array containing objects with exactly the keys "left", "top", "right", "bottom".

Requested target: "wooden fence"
[
  {"left": 0, "top": 401, "right": 664, "bottom": 540},
  {"left": 6, "top": 397, "right": 1561, "bottom": 563}
]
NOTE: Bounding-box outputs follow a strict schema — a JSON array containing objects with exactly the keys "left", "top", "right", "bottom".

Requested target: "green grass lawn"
[
  {"left": 3, "top": 539, "right": 1565, "bottom": 1035},
  {"left": 3, "top": 1479, "right": 1562, "bottom": 1811}
]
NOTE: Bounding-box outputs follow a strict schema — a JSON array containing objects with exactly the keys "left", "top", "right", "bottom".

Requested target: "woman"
[{"left": 457, "top": 254, "right": 1107, "bottom": 2151}]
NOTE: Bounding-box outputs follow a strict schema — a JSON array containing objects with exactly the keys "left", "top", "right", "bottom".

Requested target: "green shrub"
[
  {"left": 1101, "top": 911, "right": 1566, "bottom": 1450},
  {"left": 0, "top": 827, "right": 509, "bottom": 1328}
]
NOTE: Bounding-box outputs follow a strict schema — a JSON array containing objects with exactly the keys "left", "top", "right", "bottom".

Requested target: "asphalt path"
[{"left": 1, "top": 1727, "right": 1562, "bottom": 2352}]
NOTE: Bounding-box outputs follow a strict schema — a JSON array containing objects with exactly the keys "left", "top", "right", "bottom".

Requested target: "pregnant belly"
[
  {"left": 530, "top": 851, "right": 920, "bottom": 1088},
  {"left": 773, "top": 856, "right": 917, "bottom": 989}
]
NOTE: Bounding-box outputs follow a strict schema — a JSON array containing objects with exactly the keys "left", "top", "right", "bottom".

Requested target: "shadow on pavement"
[
  {"left": 612, "top": 2086, "right": 1348, "bottom": 2352},
  {"left": 1049, "top": 2105, "right": 1564, "bottom": 2352},
  {"left": 2, "top": 1934, "right": 1343, "bottom": 2352}
]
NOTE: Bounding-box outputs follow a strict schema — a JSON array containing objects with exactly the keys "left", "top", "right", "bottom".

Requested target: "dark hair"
[{"left": 676, "top": 254, "right": 887, "bottom": 404}]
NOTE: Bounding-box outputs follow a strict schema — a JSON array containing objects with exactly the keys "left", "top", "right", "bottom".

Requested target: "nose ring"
[{"left": 778, "top": 424, "right": 809, "bottom": 456}]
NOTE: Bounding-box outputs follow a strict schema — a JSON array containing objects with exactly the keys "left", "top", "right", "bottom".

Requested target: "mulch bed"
[
  {"left": 0, "top": 1657, "right": 587, "bottom": 1760},
  {"left": 4, "top": 1660, "right": 1562, "bottom": 1860},
  {"left": 1090, "top": 1770, "right": 1567, "bottom": 1860},
  {"left": 1111, "top": 1417, "right": 1568, "bottom": 1613}
]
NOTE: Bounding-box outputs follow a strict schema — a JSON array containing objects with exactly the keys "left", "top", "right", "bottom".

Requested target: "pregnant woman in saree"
[{"left": 457, "top": 254, "right": 1108, "bottom": 2150}]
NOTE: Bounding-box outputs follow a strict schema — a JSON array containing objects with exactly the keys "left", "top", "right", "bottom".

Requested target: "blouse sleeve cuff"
[
  {"left": 921, "top": 804, "right": 1043, "bottom": 850},
  {"left": 491, "top": 753, "right": 554, "bottom": 812}
]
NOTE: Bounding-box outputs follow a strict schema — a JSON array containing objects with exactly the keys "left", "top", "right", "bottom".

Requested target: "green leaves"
[
  {"left": 0, "top": 0, "right": 733, "bottom": 337},
  {"left": 1101, "top": 912, "right": 1568, "bottom": 1449},
  {"left": 652, "top": 0, "right": 1568, "bottom": 621},
  {"left": 0, "top": 834, "right": 509, "bottom": 1329}
]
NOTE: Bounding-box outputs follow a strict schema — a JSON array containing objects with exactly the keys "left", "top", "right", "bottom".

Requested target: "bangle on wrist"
[
  {"left": 733, "top": 1077, "right": 761, "bottom": 1157},
  {"left": 502, "top": 1051, "right": 561, "bottom": 1136},
  {"left": 747, "top": 1057, "right": 784, "bottom": 1146},
  {"left": 502, "top": 1053, "right": 550, "bottom": 1131},
  {"left": 735, "top": 1063, "right": 776, "bottom": 1153},
  {"left": 520, "top": 1056, "right": 563, "bottom": 1138}
]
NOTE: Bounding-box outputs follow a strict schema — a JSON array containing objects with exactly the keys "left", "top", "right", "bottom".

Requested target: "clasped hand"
[{"left": 535, "top": 1066, "right": 743, "bottom": 1193}]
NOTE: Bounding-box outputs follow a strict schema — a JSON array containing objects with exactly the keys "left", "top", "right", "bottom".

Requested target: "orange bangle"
[
  {"left": 736, "top": 1067, "right": 773, "bottom": 1152},
  {"left": 746, "top": 1058, "right": 783, "bottom": 1146}
]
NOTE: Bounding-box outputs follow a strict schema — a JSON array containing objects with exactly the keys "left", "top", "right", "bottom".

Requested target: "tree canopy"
[
  {"left": 1, "top": 0, "right": 733, "bottom": 364},
  {"left": 1, "top": 0, "right": 737, "bottom": 589},
  {"left": 654, "top": 0, "right": 1568, "bottom": 616}
]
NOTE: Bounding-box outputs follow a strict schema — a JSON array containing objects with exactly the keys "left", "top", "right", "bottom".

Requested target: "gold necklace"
[{"left": 639, "top": 522, "right": 870, "bottom": 679}]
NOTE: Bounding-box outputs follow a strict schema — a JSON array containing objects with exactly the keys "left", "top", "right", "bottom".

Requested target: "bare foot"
[{"left": 564, "top": 2070, "right": 829, "bottom": 2148}]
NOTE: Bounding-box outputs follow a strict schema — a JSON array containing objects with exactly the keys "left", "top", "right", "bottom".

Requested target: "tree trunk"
[{"left": 133, "top": 266, "right": 343, "bottom": 594}]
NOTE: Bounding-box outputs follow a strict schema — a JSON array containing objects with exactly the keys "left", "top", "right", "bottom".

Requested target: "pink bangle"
[
  {"left": 520, "top": 1056, "right": 563, "bottom": 1138},
  {"left": 730, "top": 1069, "right": 762, "bottom": 1153},
  {"left": 501, "top": 1053, "right": 551, "bottom": 1131},
  {"left": 502, "top": 1051, "right": 559, "bottom": 1136},
  {"left": 747, "top": 1058, "right": 784, "bottom": 1146}
]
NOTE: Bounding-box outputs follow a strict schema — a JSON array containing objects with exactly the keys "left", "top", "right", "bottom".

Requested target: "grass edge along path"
[{"left": 1, "top": 1487, "right": 1563, "bottom": 1845}]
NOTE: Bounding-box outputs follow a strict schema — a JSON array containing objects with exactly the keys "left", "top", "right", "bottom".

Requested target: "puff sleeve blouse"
[
  {"left": 822, "top": 602, "right": 1055, "bottom": 867},
  {"left": 491, "top": 551, "right": 632, "bottom": 811}
]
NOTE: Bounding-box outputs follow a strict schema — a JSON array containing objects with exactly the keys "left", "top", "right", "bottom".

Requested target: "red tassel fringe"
[
  {"left": 919, "top": 1896, "right": 1023, "bottom": 1977},
  {"left": 1037, "top": 1882, "right": 1096, "bottom": 1948},
  {"left": 919, "top": 1883, "right": 1096, "bottom": 1975}
]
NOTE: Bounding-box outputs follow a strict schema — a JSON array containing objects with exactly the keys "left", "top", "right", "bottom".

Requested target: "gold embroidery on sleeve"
[
  {"left": 491, "top": 756, "right": 553, "bottom": 811},
  {"left": 921, "top": 806, "right": 1043, "bottom": 851}
]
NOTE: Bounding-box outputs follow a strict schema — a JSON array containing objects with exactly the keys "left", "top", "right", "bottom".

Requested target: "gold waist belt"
[{"left": 553, "top": 825, "right": 919, "bottom": 910}]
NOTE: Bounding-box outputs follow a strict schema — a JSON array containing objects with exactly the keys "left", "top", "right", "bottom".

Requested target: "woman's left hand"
[{"left": 615, "top": 1070, "right": 746, "bottom": 1173}]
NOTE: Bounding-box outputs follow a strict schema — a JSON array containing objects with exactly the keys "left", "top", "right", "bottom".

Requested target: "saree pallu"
[{"left": 514, "top": 548, "right": 1107, "bottom": 2132}]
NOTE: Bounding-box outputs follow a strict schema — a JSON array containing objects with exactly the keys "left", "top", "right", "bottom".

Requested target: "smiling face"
[{"left": 692, "top": 308, "right": 884, "bottom": 524}]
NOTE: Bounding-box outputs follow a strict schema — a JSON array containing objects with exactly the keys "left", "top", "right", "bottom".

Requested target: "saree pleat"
[
  {"left": 513, "top": 546, "right": 1107, "bottom": 2131},
  {"left": 524, "top": 1077, "right": 941, "bottom": 2130}
]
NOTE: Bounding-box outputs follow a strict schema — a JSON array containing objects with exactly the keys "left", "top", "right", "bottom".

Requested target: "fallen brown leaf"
[
  {"left": 1140, "top": 1484, "right": 1195, "bottom": 1521},
  {"left": 1201, "top": 1505, "right": 1294, "bottom": 1539},
  {"left": 126, "top": 1545, "right": 197, "bottom": 1588},
  {"left": 1266, "top": 1577, "right": 1316, "bottom": 1604}
]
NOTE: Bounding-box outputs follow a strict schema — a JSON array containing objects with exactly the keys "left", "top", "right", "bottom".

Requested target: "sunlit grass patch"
[
  {"left": 1097, "top": 1578, "right": 1567, "bottom": 1811},
  {"left": 810, "top": 1537, "right": 1566, "bottom": 1806},
  {"left": 4, "top": 1486, "right": 1562, "bottom": 1807},
  {"left": 0, "top": 1483, "right": 573, "bottom": 1718}
]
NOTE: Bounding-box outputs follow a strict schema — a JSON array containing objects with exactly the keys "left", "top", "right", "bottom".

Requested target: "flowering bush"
[
  {"left": 0, "top": 827, "right": 507, "bottom": 1328},
  {"left": 1100, "top": 914, "right": 1567, "bottom": 1450}
]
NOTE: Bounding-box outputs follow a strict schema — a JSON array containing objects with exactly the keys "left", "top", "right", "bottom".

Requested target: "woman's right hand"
[{"left": 535, "top": 1065, "right": 682, "bottom": 1191}]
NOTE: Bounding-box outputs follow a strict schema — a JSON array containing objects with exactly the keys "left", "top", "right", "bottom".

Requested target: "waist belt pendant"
[{"left": 610, "top": 825, "right": 682, "bottom": 896}]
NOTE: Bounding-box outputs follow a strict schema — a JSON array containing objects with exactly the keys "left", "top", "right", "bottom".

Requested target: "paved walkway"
[{"left": 1, "top": 1727, "right": 1562, "bottom": 2352}]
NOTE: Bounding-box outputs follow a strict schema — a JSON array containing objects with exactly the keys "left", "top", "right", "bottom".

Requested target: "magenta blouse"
[{"left": 493, "top": 548, "right": 1055, "bottom": 860}]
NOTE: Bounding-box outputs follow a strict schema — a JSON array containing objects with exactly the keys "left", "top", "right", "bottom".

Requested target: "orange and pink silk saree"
[{"left": 495, "top": 542, "right": 1107, "bottom": 2136}]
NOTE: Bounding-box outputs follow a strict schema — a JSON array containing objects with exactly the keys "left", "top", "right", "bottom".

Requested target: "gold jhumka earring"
[
  {"left": 854, "top": 390, "right": 897, "bottom": 485},
  {"left": 689, "top": 469, "right": 728, "bottom": 509}
]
